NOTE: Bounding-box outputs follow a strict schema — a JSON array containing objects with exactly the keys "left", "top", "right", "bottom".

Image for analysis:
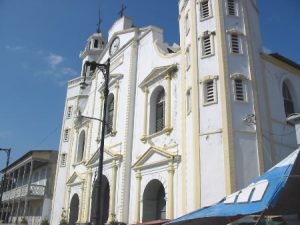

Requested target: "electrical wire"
[{"left": 29, "top": 123, "right": 61, "bottom": 150}]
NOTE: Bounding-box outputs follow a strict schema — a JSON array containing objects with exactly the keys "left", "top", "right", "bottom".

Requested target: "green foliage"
[
  {"left": 20, "top": 217, "right": 28, "bottom": 225},
  {"left": 41, "top": 219, "right": 50, "bottom": 225}
]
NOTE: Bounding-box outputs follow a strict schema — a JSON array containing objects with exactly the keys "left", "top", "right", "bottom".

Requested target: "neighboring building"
[
  {"left": 51, "top": 1, "right": 300, "bottom": 225},
  {"left": 0, "top": 150, "right": 58, "bottom": 225}
]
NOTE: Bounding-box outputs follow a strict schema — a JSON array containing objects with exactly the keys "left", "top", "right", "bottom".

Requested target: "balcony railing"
[{"left": 2, "top": 184, "right": 45, "bottom": 201}]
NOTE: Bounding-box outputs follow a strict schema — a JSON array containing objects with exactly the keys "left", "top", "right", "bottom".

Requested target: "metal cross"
[
  {"left": 118, "top": 4, "right": 127, "bottom": 18},
  {"left": 96, "top": 9, "right": 102, "bottom": 33}
]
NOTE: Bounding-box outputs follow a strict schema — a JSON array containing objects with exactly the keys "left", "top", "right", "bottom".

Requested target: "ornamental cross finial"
[
  {"left": 96, "top": 9, "right": 102, "bottom": 33},
  {"left": 118, "top": 4, "right": 127, "bottom": 18}
]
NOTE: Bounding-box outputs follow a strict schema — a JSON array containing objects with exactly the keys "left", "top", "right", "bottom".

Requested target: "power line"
[{"left": 29, "top": 124, "right": 61, "bottom": 150}]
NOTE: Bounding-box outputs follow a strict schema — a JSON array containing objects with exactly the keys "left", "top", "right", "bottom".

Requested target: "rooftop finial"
[
  {"left": 96, "top": 9, "right": 102, "bottom": 33},
  {"left": 118, "top": 4, "right": 127, "bottom": 18}
]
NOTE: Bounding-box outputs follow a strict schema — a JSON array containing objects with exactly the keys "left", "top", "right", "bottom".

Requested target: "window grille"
[
  {"left": 205, "top": 80, "right": 215, "bottom": 103},
  {"left": 64, "top": 129, "right": 69, "bottom": 142},
  {"left": 155, "top": 90, "right": 165, "bottom": 132},
  {"left": 227, "top": 0, "right": 236, "bottom": 16},
  {"left": 203, "top": 35, "right": 212, "bottom": 56},
  {"left": 235, "top": 79, "right": 244, "bottom": 101},
  {"left": 201, "top": 0, "right": 210, "bottom": 19},
  {"left": 231, "top": 34, "right": 240, "bottom": 54},
  {"left": 282, "top": 82, "right": 295, "bottom": 117}
]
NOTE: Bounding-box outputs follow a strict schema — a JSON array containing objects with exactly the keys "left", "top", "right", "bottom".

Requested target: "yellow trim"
[
  {"left": 215, "top": 0, "right": 236, "bottom": 194},
  {"left": 244, "top": 1, "right": 265, "bottom": 173},
  {"left": 190, "top": 0, "right": 201, "bottom": 209},
  {"left": 261, "top": 53, "right": 300, "bottom": 77}
]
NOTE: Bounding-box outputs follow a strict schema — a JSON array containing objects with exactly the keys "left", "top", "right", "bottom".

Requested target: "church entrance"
[
  {"left": 69, "top": 194, "right": 79, "bottom": 225},
  {"left": 90, "top": 175, "right": 110, "bottom": 225},
  {"left": 142, "top": 179, "right": 166, "bottom": 222}
]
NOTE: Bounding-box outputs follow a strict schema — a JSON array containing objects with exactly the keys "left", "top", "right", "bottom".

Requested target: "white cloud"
[
  {"left": 47, "top": 53, "right": 64, "bottom": 68},
  {"left": 5, "top": 45, "right": 25, "bottom": 51},
  {"left": 61, "top": 67, "right": 78, "bottom": 76}
]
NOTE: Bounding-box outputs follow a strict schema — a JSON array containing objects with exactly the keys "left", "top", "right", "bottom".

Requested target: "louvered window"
[
  {"left": 201, "top": 0, "right": 210, "bottom": 19},
  {"left": 64, "top": 129, "right": 70, "bottom": 142},
  {"left": 205, "top": 80, "right": 215, "bottom": 103},
  {"left": 282, "top": 81, "right": 295, "bottom": 117},
  {"left": 105, "top": 96, "right": 114, "bottom": 135},
  {"left": 60, "top": 154, "right": 67, "bottom": 167},
  {"left": 156, "top": 90, "right": 165, "bottom": 132},
  {"left": 234, "top": 79, "right": 244, "bottom": 101},
  {"left": 66, "top": 106, "right": 72, "bottom": 118},
  {"left": 203, "top": 35, "right": 212, "bottom": 56},
  {"left": 227, "top": 0, "right": 236, "bottom": 16},
  {"left": 231, "top": 34, "right": 240, "bottom": 54}
]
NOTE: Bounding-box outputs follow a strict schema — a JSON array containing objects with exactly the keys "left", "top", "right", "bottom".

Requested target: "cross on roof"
[
  {"left": 118, "top": 4, "right": 127, "bottom": 18},
  {"left": 96, "top": 9, "right": 102, "bottom": 33}
]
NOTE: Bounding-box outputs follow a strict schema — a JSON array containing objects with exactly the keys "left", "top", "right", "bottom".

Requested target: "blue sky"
[{"left": 0, "top": 0, "right": 299, "bottom": 170}]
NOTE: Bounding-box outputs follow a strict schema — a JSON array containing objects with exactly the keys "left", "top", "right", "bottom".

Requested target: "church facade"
[{"left": 50, "top": 1, "right": 300, "bottom": 225}]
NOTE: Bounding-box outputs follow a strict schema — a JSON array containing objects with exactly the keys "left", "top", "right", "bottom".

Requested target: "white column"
[
  {"left": 141, "top": 88, "right": 149, "bottom": 142},
  {"left": 108, "top": 160, "right": 118, "bottom": 222},
  {"left": 164, "top": 74, "right": 172, "bottom": 133},
  {"left": 83, "top": 169, "right": 93, "bottom": 222},
  {"left": 79, "top": 181, "right": 85, "bottom": 222},
  {"left": 65, "top": 186, "right": 71, "bottom": 218},
  {"left": 112, "top": 81, "right": 120, "bottom": 136},
  {"left": 167, "top": 161, "right": 175, "bottom": 219},
  {"left": 134, "top": 170, "right": 142, "bottom": 224}
]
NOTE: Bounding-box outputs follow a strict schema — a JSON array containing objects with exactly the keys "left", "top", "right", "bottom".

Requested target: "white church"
[{"left": 50, "top": 0, "right": 300, "bottom": 225}]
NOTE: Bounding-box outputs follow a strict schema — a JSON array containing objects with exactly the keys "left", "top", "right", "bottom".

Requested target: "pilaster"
[
  {"left": 141, "top": 88, "right": 149, "bottom": 142},
  {"left": 134, "top": 170, "right": 142, "bottom": 224},
  {"left": 167, "top": 161, "right": 175, "bottom": 219}
]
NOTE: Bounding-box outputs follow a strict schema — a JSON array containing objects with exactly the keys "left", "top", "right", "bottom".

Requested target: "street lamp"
[
  {"left": 78, "top": 59, "right": 110, "bottom": 225},
  {"left": 0, "top": 148, "right": 11, "bottom": 204}
]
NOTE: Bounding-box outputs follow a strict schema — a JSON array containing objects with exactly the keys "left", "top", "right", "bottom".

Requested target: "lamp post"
[
  {"left": 78, "top": 59, "right": 110, "bottom": 225},
  {"left": 0, "top": 148, "right": 11, "bottom": 204}
]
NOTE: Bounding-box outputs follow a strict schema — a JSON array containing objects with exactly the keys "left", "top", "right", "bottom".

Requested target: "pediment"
[
  {"left": 132, "top": 146, "right": 174, "bottom": 170},
  {"left": 139, "top": 64, "right": 177, "bottom": 89},
  {"left": 66, "top": 172, "right": 85, "bottom": 185},
  {"left": 86, "top": 147, "right": 122, "bottom": 167}
]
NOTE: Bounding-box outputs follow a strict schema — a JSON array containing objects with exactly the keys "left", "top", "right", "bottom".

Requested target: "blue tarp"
[{"left": 166, "top": 149, "right": 300, "bottom": 225}]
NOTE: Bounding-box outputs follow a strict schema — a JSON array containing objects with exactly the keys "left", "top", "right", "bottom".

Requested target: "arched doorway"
[
  {"left": 69, "top": 194, "right": 79, "bottom": 225},
  {"left": 90, "top": 175, "right": 110, "bottom": 224},
  {"left": 142, "top": 179, "right": 166, "bottom": 222}
]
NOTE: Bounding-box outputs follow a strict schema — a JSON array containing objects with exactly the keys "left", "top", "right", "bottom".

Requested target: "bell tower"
[{"left": 178, "top": 0, "right": 264, "bottom": 213}]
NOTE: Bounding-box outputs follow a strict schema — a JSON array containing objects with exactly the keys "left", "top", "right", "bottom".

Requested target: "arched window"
[
  {"left": 105, "top": 95, "right": 114, "bottom": 135},
  {"left": 77, "top": 131, "right": 85, "bottom": 162},
  {"left": 142, "top": 179, "right": 166, "bottom": 222},
  {"left": 155, "top": 89, "right": 165, "bottom": 132},
  {"left": 282, "top": 81, "right": 295, "bottom": 117}
]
